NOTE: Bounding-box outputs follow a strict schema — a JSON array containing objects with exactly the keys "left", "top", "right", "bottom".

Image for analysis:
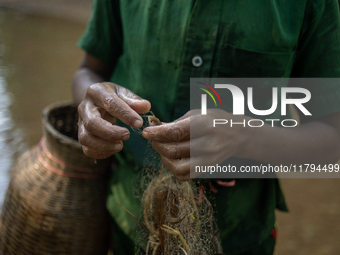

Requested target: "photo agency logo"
[{"left": 196, "top": 81, "right": 312, "bottom": 128}]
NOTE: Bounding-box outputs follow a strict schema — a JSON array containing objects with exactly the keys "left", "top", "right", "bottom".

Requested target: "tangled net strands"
[{"left": 120, "top": 113, "right": 223, "bottom": 255}]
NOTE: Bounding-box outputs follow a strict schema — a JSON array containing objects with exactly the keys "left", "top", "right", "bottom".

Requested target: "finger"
[
  {"left": 215, "top": 180, "right": 236, "bottom": 187},
  {"left": 78, "top": 102, "right": 130, "bottom": 141},
  {"left": 115, "top": 85, "right": 151, "bottom": 114},
  {"left": 174, "top": 109, "right": 201, "bottom": 122},
  {"left": 161, "top": 156, "right": 191, "bottom": 181},
  {"left": 143, "top": 118, "right": 190, "bottom": 142},
  {"left": 143, "top": 114, "right": 211, "bottom": 142},
  {"left": 99, "top": 109, "right": 116, "bottom": 124},
  {"left": 153, "top": 135, "right": 225, "bottom": 159},
  {"left": 87, "top": 83, "right": 145, "bottom": 129},
  {"left": 78, "top": 125, "right": 123, "bottom": 152},
  {"left": 188, "top": 154, "right": 230, "bottom": 179},
  {"left": 190, "top": 153, "right": 224, "bottom": 168},
  {"left": 152, "top": 141, "right": 190, "bottom": 159},
  {"left": 82, "top": 146, "right": 118, "bottom": 159},
  {"left": 188, "top": 114, "right": 212, "bottom": 138},
  {"left": 189, "top": 135, "right": 226, "bottom": 157}
]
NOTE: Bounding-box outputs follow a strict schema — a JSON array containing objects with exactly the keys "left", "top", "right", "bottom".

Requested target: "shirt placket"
[{"left": 173, "top": 0, "right": 223, "bottom": 120}]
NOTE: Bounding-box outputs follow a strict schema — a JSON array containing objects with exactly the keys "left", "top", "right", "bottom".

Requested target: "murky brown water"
[
  {"left": 0, "top": 5, "right": 340, "bottom": 255},
  {"left": 0, "top": 7, "right": 85, "bottom": 208}
]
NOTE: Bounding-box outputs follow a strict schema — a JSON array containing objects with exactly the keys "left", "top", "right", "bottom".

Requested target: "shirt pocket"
[{"left": 212, "top": 44, "right": 296, "bottom": 78}]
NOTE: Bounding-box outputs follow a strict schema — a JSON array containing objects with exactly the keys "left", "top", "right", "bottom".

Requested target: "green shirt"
[{"left": 78, "top": 0, "right": 340, "bottom": 253}]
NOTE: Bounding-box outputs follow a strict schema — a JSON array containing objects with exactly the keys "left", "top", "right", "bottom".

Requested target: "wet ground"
[{"left": 0, "top": 3, "right": 339, "bottom": 255}]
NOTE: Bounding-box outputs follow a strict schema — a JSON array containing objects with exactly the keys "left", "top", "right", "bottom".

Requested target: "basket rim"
[{"left": 42, "top": 101, "right": 81, "bottom": 149}]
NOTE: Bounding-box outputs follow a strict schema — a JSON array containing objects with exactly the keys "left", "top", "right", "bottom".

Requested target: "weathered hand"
[
  {"left": 142, "top": 109, "right": 250, "bottom": 181},
  {"left": 78, "top": 82, "right": 151, "bottom": 159}
]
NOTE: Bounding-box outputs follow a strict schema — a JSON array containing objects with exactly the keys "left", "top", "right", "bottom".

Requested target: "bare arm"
[
  {"left": 143, "top": 110, "right": 340, "bottom": 181},
  {"left": 244, "top": 111, "right": 340, "bottom": 165},
  {"left": 72, "top": 54, "right": 113, "bottom": 106}
]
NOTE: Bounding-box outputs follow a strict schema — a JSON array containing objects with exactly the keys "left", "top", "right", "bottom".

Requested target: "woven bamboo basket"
[{"left": 0, "top": 102, "right": 113, "bottom": 255}]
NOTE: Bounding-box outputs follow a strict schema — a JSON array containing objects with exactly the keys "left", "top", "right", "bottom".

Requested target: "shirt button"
[{"left": 192, "top": 56, "right": 203, "bottom": 67}]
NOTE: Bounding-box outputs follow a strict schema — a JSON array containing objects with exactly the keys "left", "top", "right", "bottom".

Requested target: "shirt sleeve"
[
  {"left": 77, "top": 0, "right": 123, "bottom": 66},
  {"left": 290, "top": 0, "right": 340, "bottom": 120}
]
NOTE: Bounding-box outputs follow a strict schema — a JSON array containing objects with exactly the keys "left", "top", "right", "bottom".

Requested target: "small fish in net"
[{"left": 118, "top": 113, "right": 223, "bottom": 255}]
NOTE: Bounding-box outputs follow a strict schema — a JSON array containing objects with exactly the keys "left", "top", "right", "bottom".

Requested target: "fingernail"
[
  {"left": 114, "top": 143, "right": 122, "bottom": 151},
  {"left": 122, "top": 132, "right": 130, "bottom": 140},
  {"left": 133, "top": 119, "right": 142, "bottom": 128}
]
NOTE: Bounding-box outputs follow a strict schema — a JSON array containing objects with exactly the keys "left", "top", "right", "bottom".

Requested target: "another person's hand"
[
  {"left": 78, "top": 82, "right": 151, "bottom": 159},
  {"left": 142, "top": 109, "right": 251, "bottom": 181}
]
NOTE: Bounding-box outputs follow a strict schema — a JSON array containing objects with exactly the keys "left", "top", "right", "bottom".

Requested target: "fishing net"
[{"left": 120, "top": 112, "right": 223, "bottom": 255}]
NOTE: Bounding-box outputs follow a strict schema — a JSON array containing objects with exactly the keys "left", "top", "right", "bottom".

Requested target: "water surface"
[{"left": 0, "top": 7, "right": 85, "bottom": 208}]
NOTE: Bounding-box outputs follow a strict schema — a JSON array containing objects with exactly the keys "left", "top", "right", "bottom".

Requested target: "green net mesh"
[{"left": 121, "top": 112, "right": 222, "bottom": 255}]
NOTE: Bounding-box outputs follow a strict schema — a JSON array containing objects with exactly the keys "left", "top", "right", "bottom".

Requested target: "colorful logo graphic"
[
  {"left": 197, "top": 82, "right": 222, "bottom": 107},
  {"left": 197, "top": 82, "right": 311, "bottom": 117}
]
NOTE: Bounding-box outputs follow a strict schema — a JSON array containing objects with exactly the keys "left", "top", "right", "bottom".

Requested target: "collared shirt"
[{"left": 78, "top": 0, "right": 340, "bottom": 253}]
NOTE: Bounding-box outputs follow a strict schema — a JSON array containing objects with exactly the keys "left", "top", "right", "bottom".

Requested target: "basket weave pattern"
[{"left": 0, "top": 103, "right": 113, "bottom": 255}]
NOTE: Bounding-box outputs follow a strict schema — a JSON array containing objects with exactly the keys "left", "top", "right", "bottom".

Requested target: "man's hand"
[
  {"left": 78, "top": 82, "right": 151, "bottom": 159},
  {"left": 142, "top": 109, "right": 250, "bottom": 181}
]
